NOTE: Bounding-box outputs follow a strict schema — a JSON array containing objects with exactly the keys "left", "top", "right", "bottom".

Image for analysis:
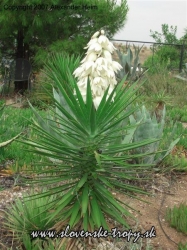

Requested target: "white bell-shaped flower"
[
  {"left": 102, "top": 49, "right": 113, "bottom": 61},
  {"left": 88, "top": 42, "right": 102, "bottom": 53},
  {"left": 98, "top": 35, "right": 109, "bottom": 47},
  {"left": 73, "top": 66, "right": 84, "bottom": 78},
  {"left": 73, "top": 30, "right": 122, "bottom": 109},
  {"left": 91, "top": 31, "right": 100, "bottom": 39},
  {"left": 106, "top": 69, "right": 115, "bottom": 78},
  {"left": 103, "top": 42, "right": 116, "bottom": 53},
  {"left": 92, "top": 84, "right": 103, "bottom": 97},
  {"left": 81, "top": 52, "right": 97, "bottom": 63},
  {"left": 77, "top": 77, "right": 88, "bottom": 88},
  {"left": 84, "top": 38, "right": 98, "bottom": 49},
  {"left": 112, "top": 61, "right": 123, "bottom": 72},
  {"left": 93, "top": 96, "right": 103, "bottom": 109}
]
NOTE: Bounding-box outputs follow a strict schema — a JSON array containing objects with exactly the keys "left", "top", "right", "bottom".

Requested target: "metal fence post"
[
  {"left": 152, "top": 44, "right": 155, "bottom": 66},
  {"left": 179, "top": 40, "right": 185, "bottom": 73}
]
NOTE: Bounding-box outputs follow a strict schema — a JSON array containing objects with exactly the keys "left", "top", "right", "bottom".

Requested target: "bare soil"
[
  {"left": 118, "top": 173, "right": 187, "bottom": 250},
  {"left": 5, "top": 95, "right": 24, "bottom": 108}
]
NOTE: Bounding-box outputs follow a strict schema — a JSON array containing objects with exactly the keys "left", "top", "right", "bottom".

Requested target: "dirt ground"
[{"left": 117, "top": 173, "right": 187, "bottom": 250}]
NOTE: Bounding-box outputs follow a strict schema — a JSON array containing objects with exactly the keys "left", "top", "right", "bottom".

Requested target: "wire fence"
[{"left": 111, "top": 39, "right": 187, "bottom": 73}]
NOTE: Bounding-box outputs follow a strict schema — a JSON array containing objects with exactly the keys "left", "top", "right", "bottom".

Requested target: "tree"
[
  {"left": 150, "top": 24, "right": 179, "bottom": 44},
  {"left": 181, "top": 27, "right": 187, "bottom": 41},
  {"left": 149, "top": 24, "right": 181, "bottom": 70},
  {"left": 0, "top": 0, "right": 128, "bottom": 91}
]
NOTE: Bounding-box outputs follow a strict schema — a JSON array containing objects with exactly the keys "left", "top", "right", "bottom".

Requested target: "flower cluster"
[{"left": 73, "top": 30, "right": 122, "bottom": 109}]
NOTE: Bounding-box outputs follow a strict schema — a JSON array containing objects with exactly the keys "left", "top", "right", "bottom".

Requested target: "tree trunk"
[
  {"left": 15, "top": 29, "right": 30, "bottom": 93},
  {"left": 24, "top": 43, "right": 30, "bottom": 60},
  {"left": 16, "top": 29, "right": 24, "bottom": 59}
]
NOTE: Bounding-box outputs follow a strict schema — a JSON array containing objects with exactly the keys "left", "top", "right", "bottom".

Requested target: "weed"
[
  {"left": 178, "top": 243, "right": 187, "bottom": 250},
  {"left": 166, "top": 203, "right": 187, "bottom": 235},
  {"left": 139, "top": 66, "right": 187, "bottom": 108}
]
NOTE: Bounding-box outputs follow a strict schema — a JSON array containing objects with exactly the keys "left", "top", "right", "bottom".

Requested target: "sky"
[{"left": 113, "top": 0, "right": 187, "bottom": 44}]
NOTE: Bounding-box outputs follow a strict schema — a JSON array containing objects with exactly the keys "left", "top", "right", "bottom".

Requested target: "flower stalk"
[{"left": 73, "top": 30, "right": 122, "bottom": 109}]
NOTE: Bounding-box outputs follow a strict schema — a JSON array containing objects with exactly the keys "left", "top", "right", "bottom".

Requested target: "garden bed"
[{"left": 0, "top": 171, "right": 186, "bottom": 250}]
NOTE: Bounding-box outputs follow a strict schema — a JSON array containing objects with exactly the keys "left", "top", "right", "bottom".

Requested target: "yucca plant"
[
  {"left": 22, "top": 235, "right": 66, "bottom": 250},
  {"left": 19, "top": 31, "right": 162, "bottom": 249},
  {"left": 147, "top": 90, "right": 173, "bottom": 118},
  {"left": 4, "top": 194, "right": 67, "bottom": 249},
  {"left": 43, "top": 52, "right": 82, "bottom": 97},
  {"left": 21, "top": 73, "right": 158, "bottom": 229},
  {"left": 3, "top": 189, "right": 57, "bottom": 238},
  {"left": 27, "top": 53, "right": 81, "bottom": 109}
]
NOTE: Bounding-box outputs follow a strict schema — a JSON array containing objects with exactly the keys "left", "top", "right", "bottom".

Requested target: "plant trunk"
[{"left": 155, "top": 102, "right": 164, "bottom": 122}]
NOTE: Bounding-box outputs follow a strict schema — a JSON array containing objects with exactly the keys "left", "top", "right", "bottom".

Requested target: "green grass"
[
  {"left": 0, "top": 186, "right": 5, "bottom": 191},
  {"left": 178, "top": 135, "right": 187, "bottom": 150},
  {"left": 0, "top": 106, "right": 47, "bottom": 169},
  {"left": 167, "top": 106, "right": 187, "bottom": 123},
  {"left": 166, "top": 203, "right": 187, "bottom": 235},
  {"left": 163, "top": 121, "right": 187, "bottom": 149},
  {"left": 178, "top": 243, "right": 187, "bottom": 250},
  {"left": 164, "top": 154, "right": 187, "bottom": 172}
]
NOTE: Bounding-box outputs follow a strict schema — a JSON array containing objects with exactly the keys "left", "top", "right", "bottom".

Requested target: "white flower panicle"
[{"left": 73, "top": 30, "right": 122, "bottom": 109}]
